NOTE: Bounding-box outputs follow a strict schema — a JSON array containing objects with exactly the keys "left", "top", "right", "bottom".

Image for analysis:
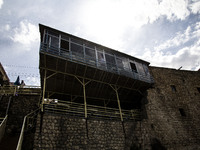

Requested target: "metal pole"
[
  {"left": 115, "top": 87, "right": 123, "bottom": 122},
  {"left": 83, "top": 79, "right": 87, "bottom": 119},
  {"left": 41, "top": 70, "right": 47, "bottom": 112},
  {"left": 13, "top": 86, "right": 17, "bottom": 96},
  {"left": 110, "top": 85, "right": 123, "bottom": 122}
]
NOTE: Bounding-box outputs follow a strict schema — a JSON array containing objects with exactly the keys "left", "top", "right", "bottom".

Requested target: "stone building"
[
  {"left": 33, "top": 25, "right": 200, "bottom": 149},
  {"left": 0, "top": 25, "right": 200, "bottom": 150}
]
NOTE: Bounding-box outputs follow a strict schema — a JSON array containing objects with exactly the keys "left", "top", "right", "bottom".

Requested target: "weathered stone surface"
[
  {"left": 2, "top": 66, "right": 200, "bottom": 150},
  {"left": 24, "top": 67, "right": 200, "bottom": 149}
]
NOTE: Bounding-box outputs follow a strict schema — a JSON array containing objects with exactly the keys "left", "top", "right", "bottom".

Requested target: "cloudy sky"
[{"left": 0, "top": 0, "right": 200, "bottom": 86}]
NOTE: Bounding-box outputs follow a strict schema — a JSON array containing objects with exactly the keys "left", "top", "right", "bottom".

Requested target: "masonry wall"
[
  {"left": 33, "top": 67, "right": 200, "bottom": 150},
  {"left": 142, "top": 67, "right": 200, "bottom": 149},
  {"left": 0, "top": 95, "right": 40, "bottom": 133},
  {"left": 33, "top": 113, "right": 143, "bottom": 150}
]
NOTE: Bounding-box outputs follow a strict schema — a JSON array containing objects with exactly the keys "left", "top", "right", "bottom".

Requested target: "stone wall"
[
  {"left": 33, "top": 67, "right": 200, "bottom": 150},
  {"left": 33, "top": 113, "right": 143, "bottom": 150},
  {"left": 0, "top": 95, "right": 40, "bottom": 133},
  {"left": 141, "top": 67, "right": 200, "bottom": 149}
]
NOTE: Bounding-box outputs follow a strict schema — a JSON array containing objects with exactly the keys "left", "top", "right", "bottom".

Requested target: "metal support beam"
[
  {"left": 41, "top": 70, "right": 47, "bottom": 112},
  {"left": 83, "top": 79, "right": 87, "bottom": 118},
  {"left": 75, "top": 76, "right": 91, "bottom": 119},
  {"left": 110, "top": 85, "right": 123, "bottom": 122},
  {"left": 46, "top": 72, "right": 57, "bottom": 80},
  {"left": 40, "top": 67, "right": 143, "bottom": 95}
]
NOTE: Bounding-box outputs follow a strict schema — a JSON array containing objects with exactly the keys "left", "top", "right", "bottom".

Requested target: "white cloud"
[
  {"left": 190, "top": 1, "right": 200, "bottom": 14},
  {"left": 155, "top": 22, "right": 200, "bottom": 51},
  {"left": 26, "top": 77, "right": 40, "bottom": 86},
  {"left": 159, "top": 0, "right": 190, "bottom": 21},
  {"left": 138, "top": 22, "right": 200, "bottom": 71},
  {"left": 11, "top": 20, "right": 39, "bottom": 48},
  {"left": 77, "top": 0, "right": 190, "bottom": 50},
  {"left": 0, "top": 0, "right": 3, "bottom": 9},
  {"left": 0, "top": 24, "right": 10, "bottom": 32},
  {"left": 141, "top": 42, "right": 200, "bottom": 70},
  {"left": 5, "top": 24, "right": 10, "bottom": 31}
]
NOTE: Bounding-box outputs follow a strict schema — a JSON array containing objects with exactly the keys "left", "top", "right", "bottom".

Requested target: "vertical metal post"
[
  {"left": 83, "top": 44, "right": 86, "bottom": 62},
  {"left": 95, "top": 46, "right": 98, "bottom": 67},
  {"left": 114, "top": 54, "right": 119, "bottom": 74},
  {"left": 13, "top": 86, "right": 17, "bottom": 96},
  {"left": 83, "top": 79, "right": 87, "bottom": 119},
  {"left": 110, "top": 85, "right": 123, "bottom": 122},
  {"left": 41, "top": 70, "right": 47, "bottom": 112},
  {"left": 115, "top": 87, "right": 123, "bottom": 122},
  {"left": 75, "top": 77, "right": 90, "bottom": 119}
]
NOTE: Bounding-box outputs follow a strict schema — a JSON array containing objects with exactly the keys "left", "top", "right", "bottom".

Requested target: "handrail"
[
  {"left": 16, "top": 116, "right": 26, "bottom": 150},
  {"left": 16, "top": 108, "right": 40, "bottom": 150},
  {"left": 0, "top": 85, "right": 41, "bottom": 95},
  {"left": 44, "top": 99, "right": 141, "bottom": 120},
  {"left": 0, "top": 115, "right": 8, "bottom": 142}
]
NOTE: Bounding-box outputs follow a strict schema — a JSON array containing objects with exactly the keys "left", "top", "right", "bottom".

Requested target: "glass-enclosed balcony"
[{"left": 39, "top": 25, "right": 154, "bottom": 84}]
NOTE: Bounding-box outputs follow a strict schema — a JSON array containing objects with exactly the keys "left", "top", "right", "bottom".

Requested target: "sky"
[{"left": 0, "top": 0, "right": 200, "bottom": 86}]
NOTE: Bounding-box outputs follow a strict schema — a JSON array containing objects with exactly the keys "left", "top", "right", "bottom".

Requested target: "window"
[
  {"left": 105, "top": 54, "right": 115, "bottom": 64},
  {"left": 171, "top": 85, "right": 176, "bottom": 92},
  {"left": 105, "top": 54, "right": 116, "bottom": 71},
  {"left": 130, "top": 62, "right": 137, "bottom": 73},
  {"left": 46, "top": 31, "right": 59, "bottom": 48},
  {"left": 85, "top": 47, "right": 95, "bottom": 58},
  {"left": 116, "top": 58, "right": 124, "bottom": 70},
  {"left": 143, "top": 64, "right": 149, "bottom": 75},
  {"left": 179, "top": 108, "right": 186, "bottom": 117},
  {"left": 71, "top": 43, "right": 83, "bottom": 55},
  {"left": 197, "top": 87, "right": 200, "bottom": 93},
  {"left": 61, "top": 40, "right": 69, "bottom": 51},
  {"left": 60, "top": 40, "right": 69, "bottom": 57}
]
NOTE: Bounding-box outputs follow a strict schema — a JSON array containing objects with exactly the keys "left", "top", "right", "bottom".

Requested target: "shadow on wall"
[
  {"left": 130, "top": 143, "right": 141, "bottom": 150},
  {"left": 141, "top": 91, "right": 149, "bottom": 120},
  {"left": 151, "top": 138, "right": 167, "bottom": 150}
]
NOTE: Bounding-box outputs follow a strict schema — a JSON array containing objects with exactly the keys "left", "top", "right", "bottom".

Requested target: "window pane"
[
  {"left": 50, "top": 36, "right": 59, "bottom": 48},
  {"left": 105, "top": 54, "right": 116, "bottom": 71},
  {"left": 48, "top": 30, "right": 59, "bottom": 37},
  {"left": 71, "top": 38, "right": 83, "bottom": 45},
  {"left": 71, "top": 43, "right": 83, "bottom": 55},
  {"left": 97, "top": 51, "right": 106, "bottom": 67},
  {"left": 105, "top": 54, "right": 115, "bottom": 64},
  {"left": 130, "top": 63, "right": 137, "bottom": 73},
  {"left": 61, "top": 40, "right": 69, "bottom": 51},
  {"left": 117, "top": 58, "right": 124, "bottom": 69},
  {"left": 137, "top": 63, "right": 145, "bottom": 74},
  {"left": 85, "top": 48, "right": 95, "bottom": 58},
  {"left": 143, "top": 64, "right": 149, "bottom": 75}
]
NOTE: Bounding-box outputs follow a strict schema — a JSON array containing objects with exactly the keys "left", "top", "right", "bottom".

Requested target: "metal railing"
[
  {"left": 0, "top": 115, "right": 8, "bottom": 142},
  {"left": 0, "top": 85, "right": 41, "bottom": 96},
  {"left": 40, "top": 43, "right": 154, "bottom": 84},
  {"left": 16, "top": 109, "right": 40, "bottom": 150},
  {"left": 44, "top": 99, "right": 141, "bottom": 120}
]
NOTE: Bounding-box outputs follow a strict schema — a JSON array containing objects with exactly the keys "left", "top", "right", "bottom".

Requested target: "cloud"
[
  {"left": 0, "top": 24, "right": 10, "bottom": 32},
  {"left": 77, "top": 0, "right": 191, "bottom": 50},
  {"left": 0, "top": 0, "right": 3, "bottom": 9},
  {"left": 159, "top": 0, "right": 190, "bottom": 21},
  {"left": 26, "top": 77, "right": 40, "bottom": 86},
  {"left": 140, "top": 22, "right": 200, "bottom": 70},
  {"left": 11, "top": 20, "right": 39, "bottom": 48},
  {"left": 190, "top": 1, "right": 200, "bottom": 14},
  {"left": 141, "top": 42, "right": 200, "bottom": 70},
  {"left": 155, "top": 22, "right": 200, "bottom": 51}
]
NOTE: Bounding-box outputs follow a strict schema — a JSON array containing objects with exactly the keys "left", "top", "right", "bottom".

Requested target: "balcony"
[{"left": 39, "top": 32, "right": 154, "bottom": 84}]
